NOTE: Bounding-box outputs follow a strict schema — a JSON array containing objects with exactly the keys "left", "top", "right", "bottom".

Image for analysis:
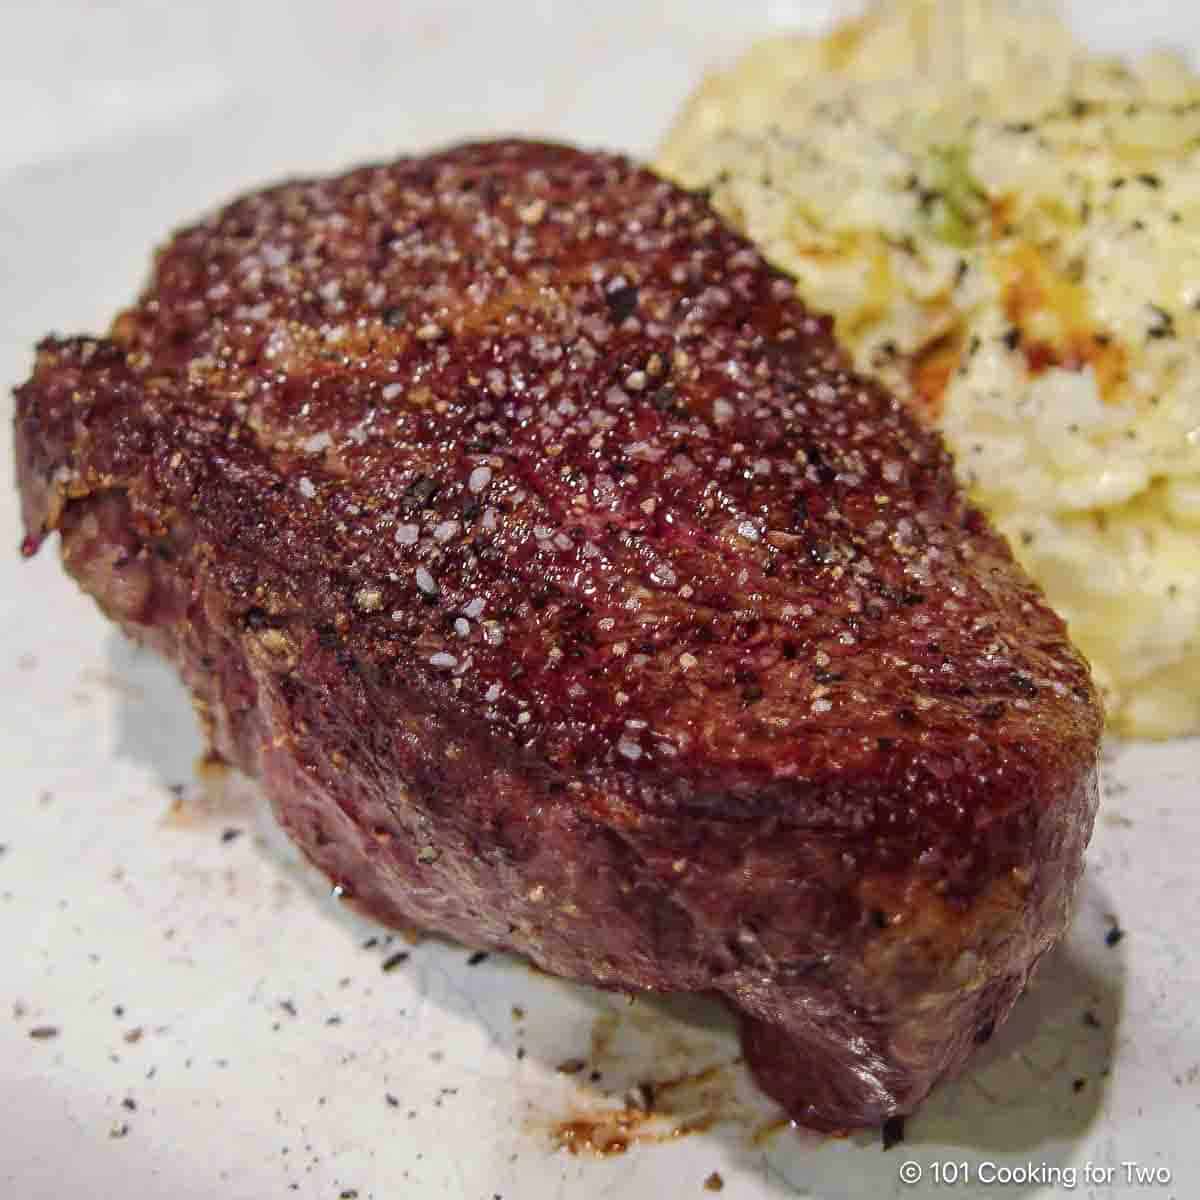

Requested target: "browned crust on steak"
[{"left": 13, "top": 139, "right": 1101, "bottom": 1130}]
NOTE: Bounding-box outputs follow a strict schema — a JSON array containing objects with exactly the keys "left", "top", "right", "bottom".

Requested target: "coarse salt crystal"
[
  {"left": 298, "top": 477, "right": 316, "bottom": 499},
  {"left": 415, "top": 567, "right": 438, "bottom": 595},
  {"left": 468, "top": 466, "right": 492, "bottom": 493},
  {"left": 396, "top": 523, "right": 420, "bottom": 546},
  {"left": 429, "top": 653, "right": 457, "bottom": 670}
]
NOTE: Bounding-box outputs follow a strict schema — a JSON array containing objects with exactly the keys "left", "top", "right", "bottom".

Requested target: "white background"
[{"left": 1, "top": 3, "right": 1198, "bottom": 1198}]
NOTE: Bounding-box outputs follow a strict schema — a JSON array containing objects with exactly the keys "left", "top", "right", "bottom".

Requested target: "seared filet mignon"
[{"left": 13, "top": 139, "right": 1101, "bottom": 1130}]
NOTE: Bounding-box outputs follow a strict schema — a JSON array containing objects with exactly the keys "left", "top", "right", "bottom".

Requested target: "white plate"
[{"left": 1, "top": 3, "right": 1198, "bottom": 1198}]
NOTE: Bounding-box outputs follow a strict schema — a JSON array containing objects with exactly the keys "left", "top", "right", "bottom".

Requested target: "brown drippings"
[
  {"left": 551, "top": 1109, "right": 717, "bottom": 1157},
  {"left": 196, "top": 751, "right": 230, "bottom": 781},
  {"left": 547, "top": 1063, "right": 732, "bottom": 1156},
  {"left": 160, "top": 754, "right": 244, "bottom": 831},
  {"left": 752, "top": 1116, "right": 794, "bottom": 1146}
]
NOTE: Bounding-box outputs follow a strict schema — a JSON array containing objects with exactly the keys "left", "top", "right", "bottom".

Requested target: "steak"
[{"left": 13, "top": 139, "right": 1101, "bottom": 1131}]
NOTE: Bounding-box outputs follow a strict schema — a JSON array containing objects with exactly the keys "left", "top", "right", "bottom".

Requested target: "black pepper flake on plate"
[
  {"left": 220, "top": 827, "right": 242, "bottom": 844},
  {"left": 466, "top": 950, "right": 489, "bottom": 966},
  {"left": 28, "top": 1025, "right": 59, "bottom": 1040},
  {"left": 556, "top": 1058, "right": 586, "bottom": 1075},
  {"left": 1105, "top": 923, "right": 1125, "bottom": 947},
  {"left": 881, "top": 1115, "right": 905, "bottom": 1150},
  {"left": 1082, "top": 1010, "right": 1102, "bottom": 1029},
  {"left": 1072, "top": 1078, "right": 1087, "bottom": 1093},
  {"left": 704, "top": 1172, "right": 725, "bottom": 1193},
  {"left": 385, "top": 1093, "right": 399, "bottom": 1107},
  {"left": 381, "top": 950, "right": 410, "bottom": 973},
  {"left": 109, "top": 1122, "right": 130, "bottom": 1140}
]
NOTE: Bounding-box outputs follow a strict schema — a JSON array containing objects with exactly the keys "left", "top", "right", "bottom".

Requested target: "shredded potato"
[{"left": 658, "top": 0, "right": 1200, "bottom": 737}]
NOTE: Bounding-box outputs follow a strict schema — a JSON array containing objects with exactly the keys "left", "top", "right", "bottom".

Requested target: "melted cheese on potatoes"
[{"left": 658, "top": 0, "right": 1200, "bottom": 737}]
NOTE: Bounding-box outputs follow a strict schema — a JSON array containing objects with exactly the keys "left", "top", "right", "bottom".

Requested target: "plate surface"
[{"left": 1, "top": 3, "right": 1197, "bottom": 1198}]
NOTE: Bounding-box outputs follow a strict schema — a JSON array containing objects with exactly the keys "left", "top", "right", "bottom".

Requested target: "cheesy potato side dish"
[{"left": 658, "top": 0, "right": 1200, "bottom": 737}]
